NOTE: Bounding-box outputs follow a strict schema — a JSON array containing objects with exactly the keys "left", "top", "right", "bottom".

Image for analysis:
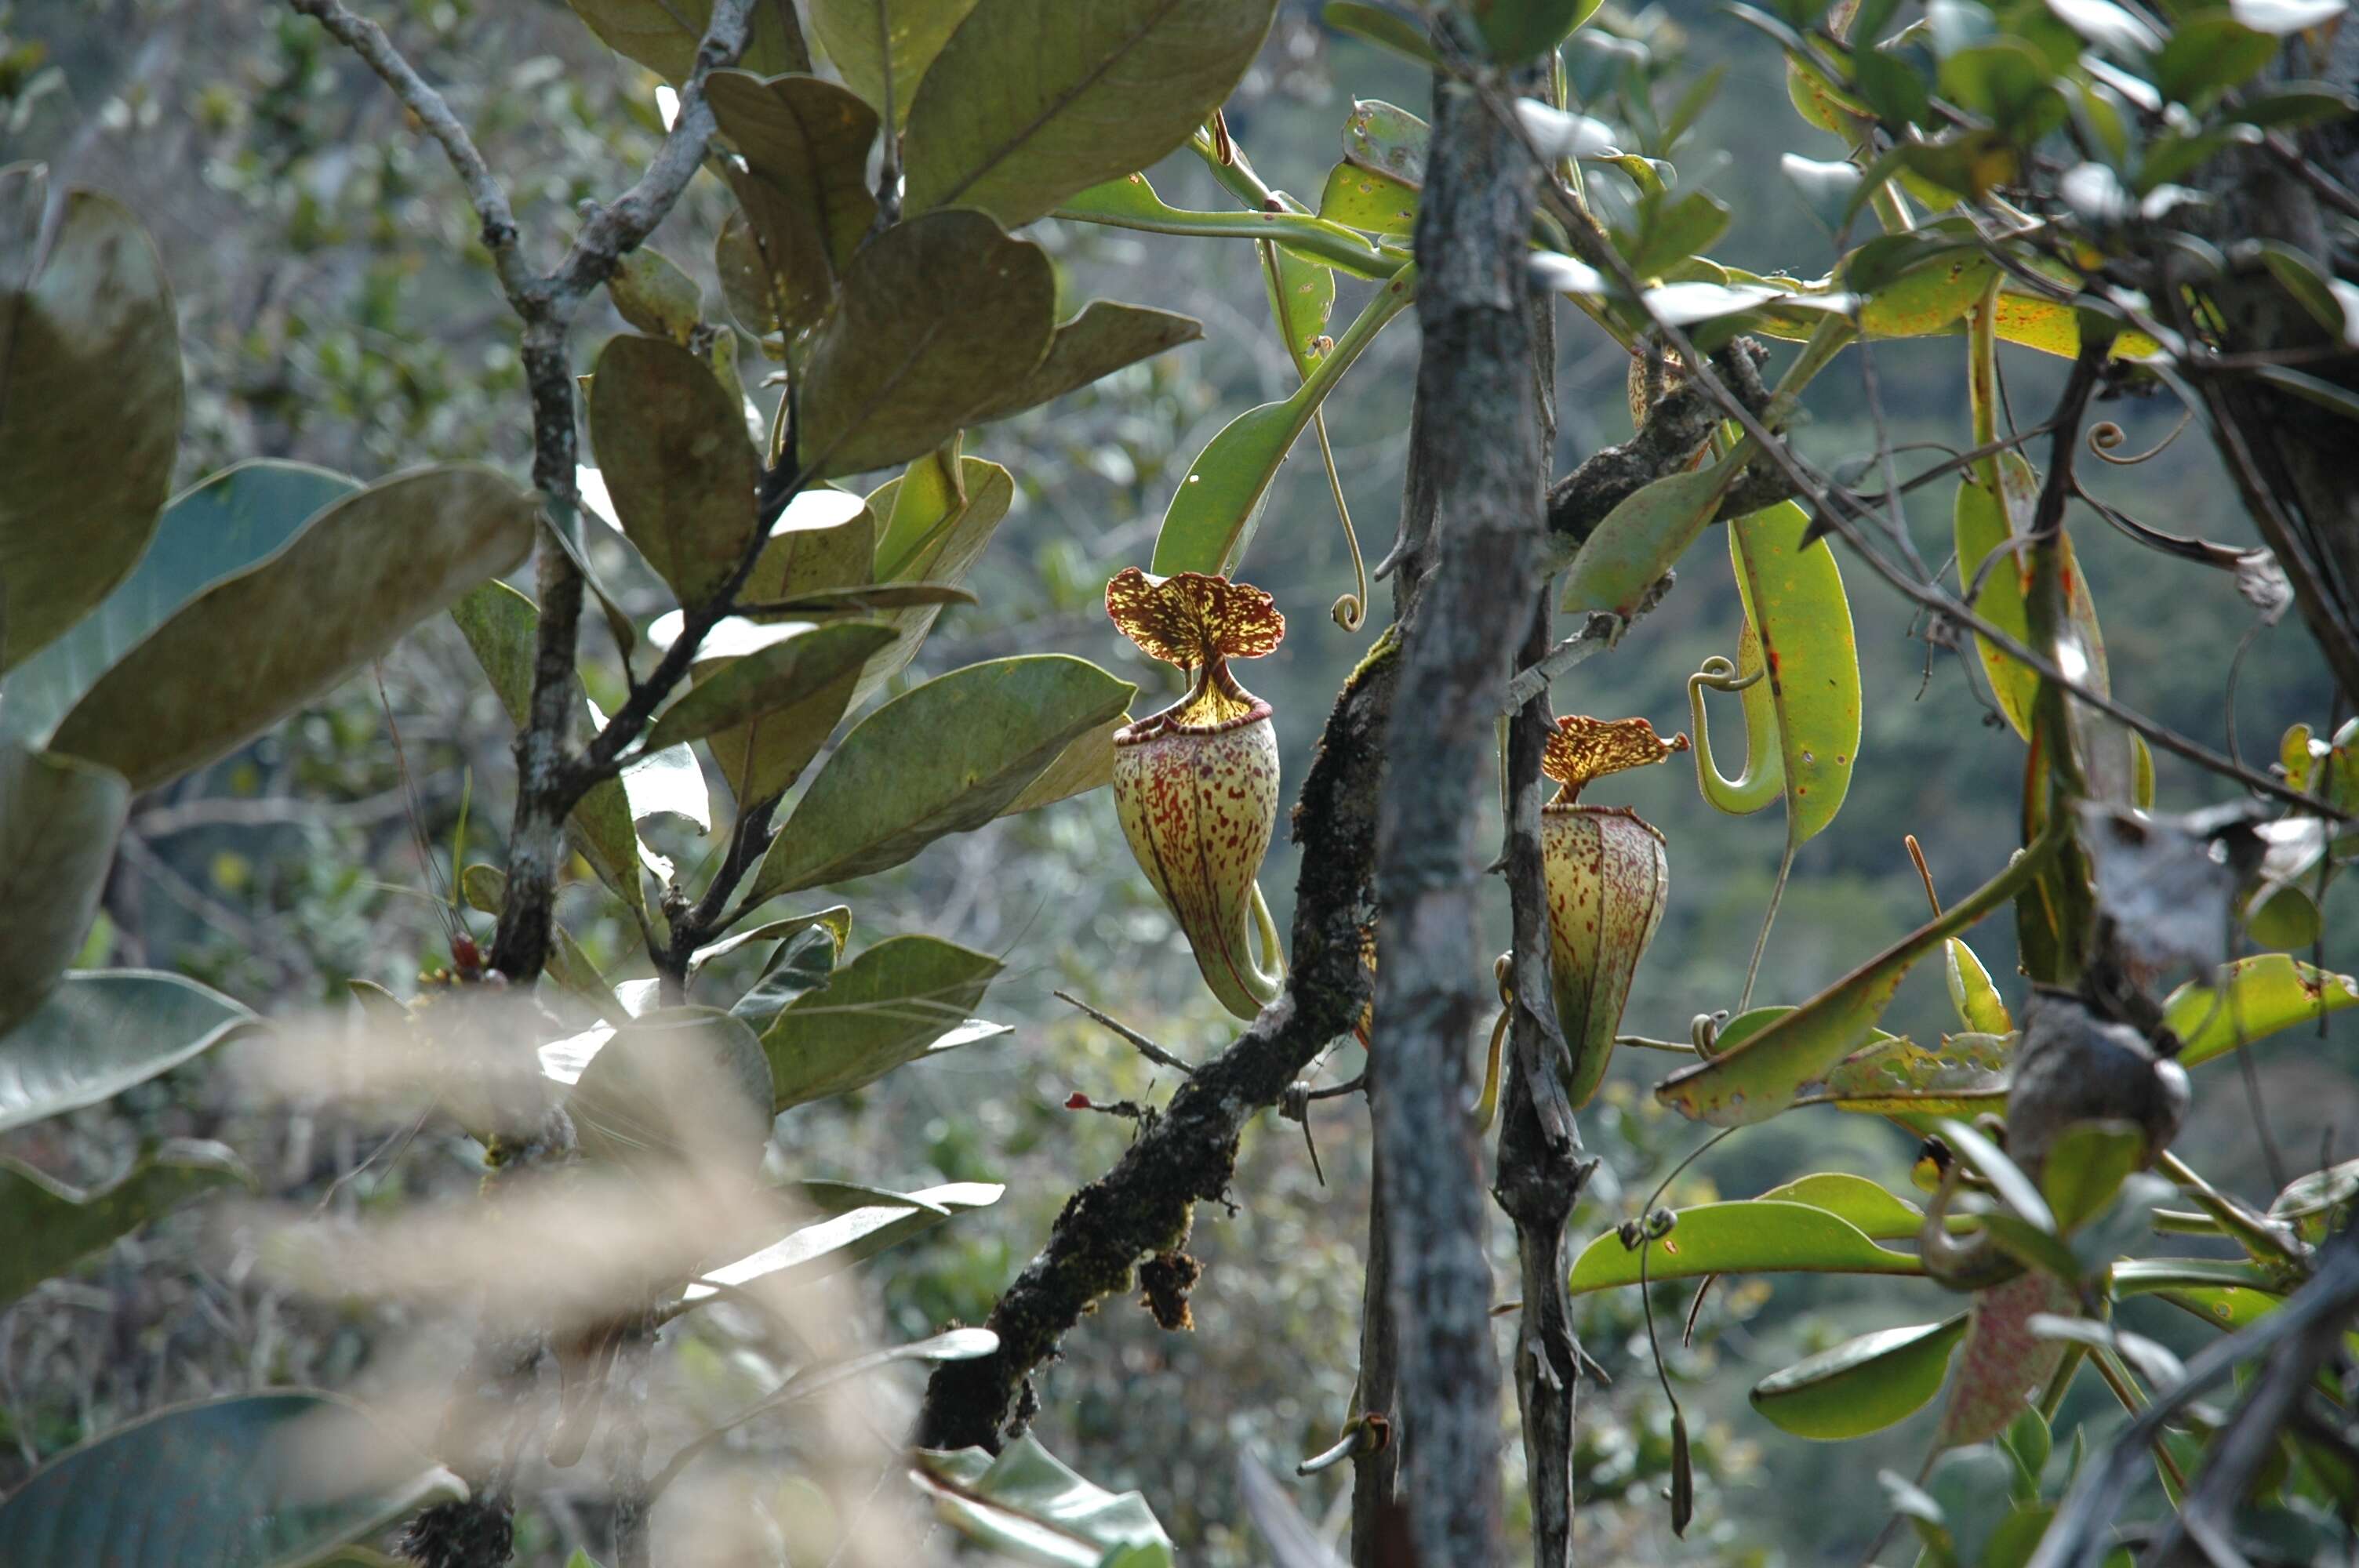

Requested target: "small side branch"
[{"left": 1053, "top": 991, "right": 1195, "bottom": 1077}]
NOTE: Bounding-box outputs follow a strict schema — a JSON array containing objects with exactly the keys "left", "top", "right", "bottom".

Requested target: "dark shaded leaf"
[
  {"left": 1750, "top": 1315, "right": 1969, "bottom": 1439},
  {"left": 1, "top": 1139, "right": 250, "bottom": 1303},
  {"left": 902, "top": 0, "right": 1279, "bottom": 227},
  {"left": 0, "top": 971, "right": 253, "bottom": 1134},
  {"left": 0, "top": 180, "right": 182, "bottom": 673},
  {"left": 565, "top": 0, "right": 809, "bottom": 82},
  {"left": 0, "top": 1392, "right": 463, "bottom": 1568},
  {"left": 969, "top": 301, "right": 1203, "bottom": 424},
  {"left": 761, "top": 935, "right": 1006, "bottom": 1108},
  {"left": 708, "top": 71, "right": 878, "bottom": 333},
  {"left": 808, "top": 0, "right": 977, "bottom": 125},
  {"left": 0, "top": 743, "right": 127, "bottom": 1037},
  {"left": 914, "top": 1434, "right": 1175, "bottom": 1566},
  {"left": 588, "top": 334, "right": 761, "bottom": 606},
  {"left": 644, "top": 621, "right": 895, "bottom": 753}
]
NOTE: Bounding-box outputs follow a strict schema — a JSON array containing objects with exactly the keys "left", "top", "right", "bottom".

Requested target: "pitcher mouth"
[
  {"left": 1116, "top": 694, "right": 1274, "bottom": 747},
  {"left": 1540, "top": 801, "right": 1667, "bottom": 843}
]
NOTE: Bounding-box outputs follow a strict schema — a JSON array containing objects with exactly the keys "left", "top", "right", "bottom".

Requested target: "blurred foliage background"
[{"left": 2, "top": 1, "right": 2350, "bottom": 1561}]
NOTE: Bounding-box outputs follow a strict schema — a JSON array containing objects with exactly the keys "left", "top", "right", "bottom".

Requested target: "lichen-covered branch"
[{"left": 915, "top": 637, "right": 1399, "bottom": 1451}]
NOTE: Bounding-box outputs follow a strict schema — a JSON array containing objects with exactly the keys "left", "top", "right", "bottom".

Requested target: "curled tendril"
[
  {"left": 1105, "top": 567, "right": 1285, "bottom": 728},
  {"left": 1688, "top": 654, "right": 1765, "bottom": 695},
  {"left": 2088, "top": 408, "right": 2191, "bottom": 466},
  {"left": 1314, "top": 392, "right": 1368, "bottom": 633},
  {"left": 1542, "top": 714, "right": 1690, "bottom": 806}
]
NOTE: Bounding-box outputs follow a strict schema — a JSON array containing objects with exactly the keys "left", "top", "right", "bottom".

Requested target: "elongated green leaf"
[
  {"left": 1, "top": 182, "right": 183, "bottom": 674},
  {"left": 689, "top": 906, "right": 853, "bottom": 975},
  {"left": 2110, "top": 1257, "right": 2281, "bottom": 1296},
  {"left": 999, "top": 713, "right": 1125, "bottom": 817},
  {"left": 743, "top": 583, "right": 977, "bottom": 615},
  {"left": 902, "top": 0, "right": 1278, "bottom": 227},
  {"left": 708, "top": 71, "right": 878, "bottom": 332},
  {"left": 970, "top": 302, "right": 1204, "bottom": 424},
  {"left": 1474, "top": 0, "right": 1605, "bottom": 62},
  {"left": 0, "top": 743, "right": 128, "bottom": 1037},
  {"left": 452, "top": 582, "right": 647, "bottom": 914},
  {"left": 809, "top": 0, "right": 977, "bottom": 125},
  {"left": 49, "top": 466, "right": 533, "bottom": 793},
  {"left": 569, "top": 1007, "right": 775, "bottom": 1174},
  {"left": 1656, "top": 831, "right": 2055, "bottom": 1126},
  {"left": 683, "top": 1178, "right": 1001, "bottom": 1301},
  {"left": 1947, "top": 937, "right": 2012, "bottom": 1034},
  {"left": 0, "top": 1392, "right": 463, "bottom": 1568},
  {"left": 645, "top": 622, "right": 894, "bottom": 753},
  {"left": 1151, "top": 269, "right": 1416, "bottom": 576},
  {"left": 1262, "top": 234, "right": 1336, "bottom": 378},
  {"left": 2, "top": 462, "right": 358, "bottom": 746},
  {"left": 0, "top": 971, "right": 253, "bottom": 1134},
  {"left": 798, "top": 211, "right": 1056, "bottom": 478},
  {"left": 1745, "top": 501, "right": 1858, "bottom": 844},
  {"left": 605, "top": 245, "right": 702, "bottom": 344},
  {"left": 1757, "top": 1173, "right": 1928, "bottom": 1241},
  {"left": 761, "top": 935, "right": 1006, "bottom": 1108},
  {"left": 2, "top": 1139, "right": 249, "bottom": 1304},
  {"left": 914, "top": 1435, "right": 1176, "bottom": 1568},
  {"left": 1058, "top": 171, "right": 1394, "bottom": 279},
  {"left": 1560, "top": 458, "right": 1743, "bottom": 619},
  {"left": 2164, "top": 953, "right": 2359, "bottom": 1067},
  {"left": 1935, "top": 1271, "right": 2079, "bottom": 1450},
  {"left": 589, "top": 335, "right": 760, "bottom": 607},
  {"left": 1567, "top": 1200, "right": 1923, "bottom": 1294},
  {"left": 753, "top": 655, "right": 1133, "bottom": 898},
  {"left": 565, "top": 0, "right": 809, "bottom": 82},
  {"left": 1321, "top": 1, "right": 1441, "bottom": 67},
  {"left": 1819, "top": 1031, "right": 2015, "bottom": 1119},
  {"left": 2270, "top": 1157, "right": 2359, "bottom": 1244},
  {"left": 730, "top": 924, "right": 842, "bottom": 1032},
  {"left": 1750, "top": 1315, "right": 1970, "bottom": 1439},
  {"left": 2041, "top": 1121, "right": 2145, "bottom": 1232}
]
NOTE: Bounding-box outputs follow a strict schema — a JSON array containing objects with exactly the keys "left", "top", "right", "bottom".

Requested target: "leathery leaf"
[
  {"left": 1751, "top": 1314, "right": 1972, "bottom": 1440},
  {"left": 1687, "top": 499, "right": 1860, "bottom": 845},
  {"left": 1568, "top": 1200, "right": 1923, "bottom": 1293},
  {"left": 1560, "top": 452, "right": 1743, "bottom": 619}
]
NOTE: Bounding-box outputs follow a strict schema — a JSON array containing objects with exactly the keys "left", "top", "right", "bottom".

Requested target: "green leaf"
[
  {"left": 808, "top": 0, "right": 977, "bottom": 125},
  {"left": 1261, "top": 234, "right": 1336, "bottom": 380},
  {"left": 761, "top": 935, "right": 1007, "bottom": 1109},
  {"left": 645, "top": 622, "right": 895, "bottom": 753},
  {"left": 998, "top": 713, "right": 1125, "bottom": 817},
  {"left": 852, "top": 455, "right": 1016, "bottom": 707},
  {"left": 708, "top": 71, "right": 879, "bottom": 333},
  {"left": 1657, "top": 831, "right": 2055, "bottom": 1126},
  {"left": 2041, "top": 1120, "right": 2145, "bottom": 1232},
  {"left": 0, "top": 180, "right": 183, "bottom": 674},
  {"left": 1151, "top": 269, "right": 1416, "bottom": 576},
  {"left": 1, "top": 1139, "right": 250, "bottom": 1304},
  {"left": 1688, "top": 500, "right": 1861, "bottom": 848},
  {"left": 1629, "top": 190, "right": 1733, "bottom": 279},
  {"left": 605, "top": 245, "right": 702, "bottom": 344},
  {"left": 1936, "top": 1116, "right": 2056, "bottom": 1232},
  {"left": 1341, "top": 98, "right": 1427, "bottom": 187},
  {"left": 1567, "top": 1200, "right": 1923, "bottom": 1294},
  {"left": 902, "top": 0, "right": 1279, "bottom": 227},
  {"left": 0, "top": 1392, "right": 463, "bottom": 1568},
  {"left": 0, "top": 743, "right": 128, "bottom": 1037},
  {"left": 1756, "top": 1172, "right": 1927, "bottom": 1240},
  {"left": 451, "top": 581, "right": 648, "bottom": 915},
  {"left": 588, "top": 334, "right": 760, "bottom": 607},
  {"left": 1750, "top": 1314, "right": 1970, "bottom": 1439},
  {"left": 569, "top": 1006, "right": 775, "bottom": 1173},
  {"left": 682, "top": 1178, "right": 1001, "bottom": 1302},
  {"left": 690, "top": 905, "right": 852, "bottom": 975},
  {"left": 1060, "top": 170, "right": 1394, "bottom": 279},
  {"left": 1474, "top": 0, "right": 1604, "bottom": 62},
  {"left": 2269, "top": 1156, "right": 2359, "bottom": 1244},
  {"left": 1561, "top": 458, "right": 1743, "bottom": 619},
  {"left": 1321, "top": 2, "right": 1440, "bottom": 68},
  {"left": 2163, "top": 953, "right": 2359, "bottom": 1068},
  {"left": 49, "top": 466, "right": 533, "bottom": 793},
  {"left": 743, "top": 583, "right": 978, "bottom": 615},
  {"left": 565, "top": 0, "right": 809, "bottom": 82},
  {"left": 914, "top": 1434, "right": 1175, "bottom": 1568},
  {"left": 0, "top": 970, "right": 254, "bottom": 1134},
  {"left": 2154, "top": 13, "right": 2277, "bottom": 105},
  {"left": 751, "top": 655, "right": 1134, "bottom": 898},
  {"left": 797, "top": 211, "right": 1056, "bottom": 478},
  {"left": 714, "top": 210, "right": 782, "bottom": 340},
  {"left": 969, "top": 301, "right": 1204, "bottom": 425},
  {"left": 729, "top": 924, "right": 843, "bottom": 1033},
  {"left": 1318, "top": 159, "right": 1420, "bottom": 238},
  {"left": 1, "top": 461, "right": 358, "bottom": 746},
  {"left": 1946, "top": 937, "right": 2012, "bottom": 1034}
]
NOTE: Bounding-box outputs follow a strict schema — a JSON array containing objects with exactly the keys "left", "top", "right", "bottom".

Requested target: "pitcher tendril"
[
  {"left": 1107, "top": 568, "right": 1289, "bottom": 1019},
  {"left": 1539, "top": 715, "right": 1686, "bottom": 1107}
]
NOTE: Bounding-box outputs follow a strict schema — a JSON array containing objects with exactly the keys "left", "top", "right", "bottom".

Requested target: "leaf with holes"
[
  {"left": 0, "top": 176, "right": 182, "bottom": 674},
  {"left": 902, "top": 0, "right": 1279, "bottom": 227}
]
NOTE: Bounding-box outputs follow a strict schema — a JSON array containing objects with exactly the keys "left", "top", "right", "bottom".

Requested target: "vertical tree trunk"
[{"left": 1367, "top": 47, "right": 1547, "bottom": 1566}]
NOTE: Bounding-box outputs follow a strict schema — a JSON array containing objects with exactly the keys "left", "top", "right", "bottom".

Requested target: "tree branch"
[{"left": 915, "top": 636, "right": 1399, "bottom": 1451}]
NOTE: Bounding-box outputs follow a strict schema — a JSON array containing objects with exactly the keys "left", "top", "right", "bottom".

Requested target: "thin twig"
[{"left": 1052, "top": 990, "right": 1196, "bottom": 1076}]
